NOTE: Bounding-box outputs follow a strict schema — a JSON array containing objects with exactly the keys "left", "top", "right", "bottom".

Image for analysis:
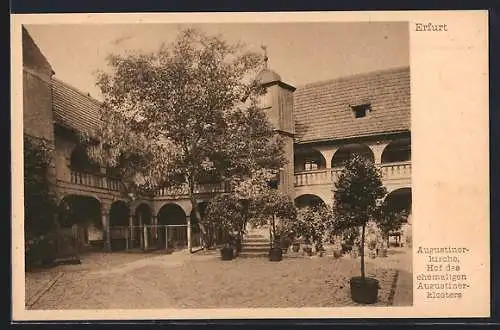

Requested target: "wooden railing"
[
  {"left": 69, "top": 170, "right": 122, "bottom": 191},
  {"left": 294, "top": 161, "right": 411, "bottom": 187}
]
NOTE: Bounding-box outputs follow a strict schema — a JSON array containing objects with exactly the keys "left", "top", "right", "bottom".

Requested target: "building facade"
[{"left": 22, "top": 28, "right": 412, "bottom": 252}]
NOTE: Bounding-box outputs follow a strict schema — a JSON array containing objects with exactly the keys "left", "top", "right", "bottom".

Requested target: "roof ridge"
[
  {"left": 51, "top": 76, "right": 103, "bottom": 107},
  {"left": 295, "top": 66, "right": 410, "bottom": 90}
]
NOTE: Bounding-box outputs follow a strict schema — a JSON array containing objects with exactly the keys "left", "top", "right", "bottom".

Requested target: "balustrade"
[
  {"left": 294, "top": 161, "right": 411, "bottom": 187},
  {"left": 380, "top": 162, "right": 412, "bottom": 180},
  {"left": 155, "top": 181, "right": 229, "bottom": 197},
  {"left": 69, "top": 163, "right": 410, "bottom": 195},
  {"left": 69, "top": 170, "right": 122, "bottom": 191}
]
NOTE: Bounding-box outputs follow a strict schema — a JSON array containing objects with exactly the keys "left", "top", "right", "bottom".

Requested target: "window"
[
  {"left": 304, "top": 160, "right": 319, "bottom": 171},
  {"left": 351, "top": 103, "right": 371, "bottom": 118}
]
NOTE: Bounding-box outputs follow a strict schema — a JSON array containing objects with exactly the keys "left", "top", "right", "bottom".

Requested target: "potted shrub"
[
  {"left": 350, "top": 244, "right": 359, "bottom": 259},
  {"left": 368, "top": 247, "right": 377, "bottom": 259},
  {"left": 293, "top": 206, "right": 330, "bottom": 257},
  {"left": 367, "top": 234, "right": 378, "bottom": 259},
  {"left": 332, "top": 241, "right": 343, "bottom": 258},
  {"left": 316, "top": 245, "right": 325, "bottom": 257},
  {"left": 379, "top": 240, "right": 388, "bottom": 258},
  {"left": 269, "top": 242, "right": 283, "bottom": 261},
  {"left": 220, "top": 243, "right": 234, "bottom": 260},
  {"left": 205, "top": 193, "right": 247, "bottom": 255},
  {"left": 303, "top": 241, "right": 313, "bottom": 256},
  {"left": 332, "top": 155, "right": 388, "bottom": 304},
  {"left": 280, "top": 233, "right": 292, "bottom": 254},
  {"left": 235, "top": 236, "right": 242, "bottom": 254},
  {"left": 253, "top": 190, "right": 297, "bottom": 262}
]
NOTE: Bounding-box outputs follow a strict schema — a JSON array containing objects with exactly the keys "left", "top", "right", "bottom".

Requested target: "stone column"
[
  {"left": 143, "top": 225, "right": 149, "bottom": 251},
  {"left": 186, "top": 215, "right": 192, "bottom": 253},
  {"left": 319, "top": 147, "right": 338, "bottom": 169},
  {"left": 101, "top": 204, "right": 111, "bottom": 252},
  {"left": 369, "top": 142, "right": 389, "bottom": 165},
  {"left": 128, "top": 213, "right": 133, "bottom": 250},
  {"left": 138, "top": 212, "right": 144, "bottom": 250},
  {"left": 152, "top": 215, "right": 158, "bottom": 241}
]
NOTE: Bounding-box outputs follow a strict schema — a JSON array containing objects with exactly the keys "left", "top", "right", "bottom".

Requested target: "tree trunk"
[
  {"left": 188, "top": 183, "right": 207, "bottom": 249},
  {"left": 360, "top": 224, "right": 366, "bottom": 279},
  {"left": 272, "top": 214, "right": 276, "bottom": 237}
]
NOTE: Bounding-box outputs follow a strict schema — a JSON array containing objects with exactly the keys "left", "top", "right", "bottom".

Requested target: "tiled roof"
[
  {"left": 50, "top": 66, "right": 410, "bottom": 142},
  {"left": 51, "top": 77, "right": 103, "bottom": 135},
  {"left": 293, "top": 66, "right": 410, "bottom": 143}
]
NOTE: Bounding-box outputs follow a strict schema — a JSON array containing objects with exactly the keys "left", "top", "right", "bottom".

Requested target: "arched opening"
[
  {"left": 383, "top": 187, "right": 412, "bottom": 247},
  {"left": 294, "top": 148, "right": 327, "bottom": 172},
  {"left": 70, "top": 145, "right": 100, "bottom": 173},
  {"left": 128, "top": 203, "right": 153, "bottom": 249},
  {"left": 381, "top": 138, "right": 411, "bottom": 163},
  {"left": 158, "top": 203, "right": 187, "bottom": 249},
  {"left": 109, "top": 200, "right": 130, "bottom": 251},
  {"left": 135, "top": 203, "right": 152, "bottom": 226},
  {"left": 384, "top": 187, "right": 412, "bottom": 219},
  {"left": 294, "top": 194, "right": 326, "bottom": 209},
  {"left": 331, "top": 144, "right": 374, "bottom": 168},
  {"left": 58, "top": 195, "right": 101, "bottom": 250},
  {"left": 158, "top": 203, "right": 187, "bottom": 225},
  {"left": 109, "top": 201, "right": 130, "bottom": 226}
]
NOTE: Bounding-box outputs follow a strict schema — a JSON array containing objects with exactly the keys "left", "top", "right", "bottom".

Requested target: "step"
[
  {"left": 240, "top": 247, "right": 269, "bottom": 253},
  {"left": 243, "top": 239, "right": 269, "bottom": 244},
  {"left": 242, "top": 242, "right": 270, "bottom": 248},
  {"left": 245, "top": 235, "right": 267, "bottom": 240}
]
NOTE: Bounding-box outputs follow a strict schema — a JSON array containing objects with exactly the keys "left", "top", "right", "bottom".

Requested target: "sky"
[{"left": 25, "top": 22, "right": 409, "bottom": 101}]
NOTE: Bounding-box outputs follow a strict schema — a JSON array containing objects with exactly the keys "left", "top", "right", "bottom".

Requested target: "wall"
[
  {"left": 22, "top": 27, "right": 54, "bottom": 143},
  {"left": 53, "top": 132, "right": 76, "bottom": 182}
]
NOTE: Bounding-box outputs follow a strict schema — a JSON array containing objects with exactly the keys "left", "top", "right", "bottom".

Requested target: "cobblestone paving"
[{"left": 27, "top": 248, "right": 410, "bottom": 309}]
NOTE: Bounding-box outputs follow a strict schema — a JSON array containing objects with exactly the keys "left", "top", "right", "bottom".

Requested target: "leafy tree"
[
  {"left": 204, "top": 193, "right": 247, "bottom": 244},
  {"left": 85, "top": 28, "right": 285, "bottom": 248},
  {"left": 332, "top": 154, "right": 387, "bottom": 279},
  {"left": 293, "top": 205, "right": 331, "bottom": 251},
  {"left": 24, "top": 135, "right": 58, "bottom": 236},
  {"left": 252, "top": 189, "right": 297, "bottom": 242}
]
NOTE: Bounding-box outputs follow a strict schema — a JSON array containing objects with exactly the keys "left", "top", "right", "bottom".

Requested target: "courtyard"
[{"left": 25, "top": 247, "right": 412, "bottom": 310}]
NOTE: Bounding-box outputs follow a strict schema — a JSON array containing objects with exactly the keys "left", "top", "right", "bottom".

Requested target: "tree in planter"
[
  {"left": 251, "top": 189, "right": 297, "bottom": 261},
  {"left": 294, "top": 205, "right": 331, "bottom": 255},
  {"left": 254, "top": 189, "right": 297, "bottom": 240},
  {"left": 204, "top": 193, "right": 247, "bottom": 255},
  {"left": 24, "top": 135, "right": 58, "bottom": 267},
  {"left": 332, "top": 154, "right": 387, "bottom": 304},
  {"left": 84, "top": 28, "right": 285, "bottom": 249}
]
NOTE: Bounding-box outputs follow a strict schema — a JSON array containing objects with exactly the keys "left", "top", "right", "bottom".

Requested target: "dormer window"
[{"left": 351, "top": 103, "right": 371, "bottom": 118}]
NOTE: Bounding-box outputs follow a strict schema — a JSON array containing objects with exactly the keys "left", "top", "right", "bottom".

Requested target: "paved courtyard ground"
[{"left": 25, "top": 247, "right": 412, "bottom": 309}]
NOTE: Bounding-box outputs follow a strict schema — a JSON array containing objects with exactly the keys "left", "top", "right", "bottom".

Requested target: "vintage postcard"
[{"left": 11, "top": 10, "right": 489, "bottom": 320}]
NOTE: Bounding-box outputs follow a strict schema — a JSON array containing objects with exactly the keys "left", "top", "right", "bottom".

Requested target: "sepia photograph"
[
  {"left": 12, "top": 10, "right": 490, "bottom": 320},
  {"left": 21, "top": 20, "right": 412, "bottom": 310}
]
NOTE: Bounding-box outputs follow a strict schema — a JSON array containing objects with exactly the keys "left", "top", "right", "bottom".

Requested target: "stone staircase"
[{"left": 239, "top": 228, "right": 271, "bottom": 258}]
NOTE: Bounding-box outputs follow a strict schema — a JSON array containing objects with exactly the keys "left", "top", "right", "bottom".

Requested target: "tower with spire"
[{"left": 255, "top": 46, "right": 296, "bottom": 199}]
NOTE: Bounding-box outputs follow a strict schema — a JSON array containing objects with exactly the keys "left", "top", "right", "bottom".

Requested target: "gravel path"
[{"left": 27, "top": 249, "right": 408, "bottom": 309}]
